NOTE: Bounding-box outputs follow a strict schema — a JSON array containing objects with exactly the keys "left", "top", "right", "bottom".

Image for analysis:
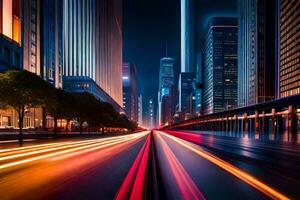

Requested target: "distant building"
[
  {"left": 203, "top": 17, "right": 238, "bottom": 114},
  {"left": 40, "top": 0, "right": 63, "bottom": 88},
  {"left": 194, "top": 52, "right": 203, "bottom": 116},
  {"left": 122, "top": 62, "right": 138, "bottom": 121},
  {"left": 147, "top": 99, "right": 155, "bottom": 129},
  {"left": 138, "top": 94, "right": 143, "bottom": 126},
  {"left": 158, "top": 57, "right": 175, "bottom": 125},
  {"left": 238, "top": 0, "right": 277, "bottom": 107},
  {"left": 178, "top": 72, "right": 195, "bottom": 115},
  {"left": 63, "top": 0, "right": 123, "bottom": 111},
  {"left": 279, "top": 0, "right": 300, "bottom": 98}
]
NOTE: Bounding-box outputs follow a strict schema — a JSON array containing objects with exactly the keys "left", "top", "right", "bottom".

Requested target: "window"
[
  {"left": 0, "top": 0, "right": 2, "bottom": 33},
  {"left": 2, "top": 0, "right": 12, "bottom": 38}
]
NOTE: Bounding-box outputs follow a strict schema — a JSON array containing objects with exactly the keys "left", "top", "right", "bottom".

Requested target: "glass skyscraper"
[
  {"left": 203, "top": 17, "right": 238, "bottom": 114},
  {"left": 40, "top": 0, "right": 63, "bottom": 88},
  {"left": 279, "top": 0, "right": 300, "bottom": 98},
  {"left": 181, "top": 0, "right": 194, "bottom": 73},
  {"left": 238, "top": 0, "right": 277, "bottom": 107},
  {"left": 158, "top": 57, "right": 175, "bottom": 125},
  {"left": 63, "top": 0, "right": 123, "bottom": 109}
]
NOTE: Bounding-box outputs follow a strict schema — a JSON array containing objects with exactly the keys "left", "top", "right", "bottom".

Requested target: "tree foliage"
[{"left": 0, "top": 70, "right": 137, "bottom": 138}]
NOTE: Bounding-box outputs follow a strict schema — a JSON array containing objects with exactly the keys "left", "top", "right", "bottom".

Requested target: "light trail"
[
  {"left": 155, "top": 132, "right": 206, "bottom": 200},
  {"left": 0, "top": 139, "right": 36, "bottom": 144},
  {"left": 0, "top": 136, "right": 136, "bottom": 161},
  {"left": 159, "top": 131, "right": 290, "bottom": 200},
  {"left": 0, "top": 134, "right": 140, "bottom": 154},
  {"left": 0, "top": 132, "right": 149, "bottom": 171},
  {"left": 115, "top": 134, "right": 151, "bottom": 200}
]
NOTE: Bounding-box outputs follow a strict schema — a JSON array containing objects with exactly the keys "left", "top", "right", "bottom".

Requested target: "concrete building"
[
  {"left": 203, "top": 17, "right": 238, "bottom": 114},
  {"left": 122, "top": 62, "right": 138, "bottom": 121},
  {"left": 238, "top": 0, "right": 277, "bottom": 107},
  {"left": 279, "top": 0, "right": 300, "bottom": 98}
]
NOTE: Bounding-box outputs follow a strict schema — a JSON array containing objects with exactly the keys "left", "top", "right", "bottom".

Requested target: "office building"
[
  {"left": 23, "top": 0, "right": 41, "bottom": 75},
  {"left": 279, "top": 0, "right": 300, "bottom": 98},
  {"left": 181, "top": 0, "right": 195, "bottom": 73},
  {"left": 178, "top": 72, "right": 195, "bottom": 115},
  {"left": 0, "top": 0, "right": 22, "bottom": 72},
  {"left": 203, "top": 17, "right": 238, "bottom": 114},
  {"left": 122, "top": 62, "right": 138, "bottom": 121},
  {"left": 40, "top": 0, "right": 63, "bottom": 88},
  {"left": 63, "top": 0, "right": 123, "bottom": 111},
  {"left": 238, "top": 0, "right": 277, "bottom": 107},
  {"left": 158, "top": 57, "right": 175, "bottom": 125}
]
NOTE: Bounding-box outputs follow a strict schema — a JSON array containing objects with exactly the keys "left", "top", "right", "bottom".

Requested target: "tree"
[{"left": 0, "top": 70, "right": 52, "bottom": 141}]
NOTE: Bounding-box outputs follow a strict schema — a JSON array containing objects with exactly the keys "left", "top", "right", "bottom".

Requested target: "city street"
[{"left": 1, "top": 130, "right": 299, "bottom": 199}]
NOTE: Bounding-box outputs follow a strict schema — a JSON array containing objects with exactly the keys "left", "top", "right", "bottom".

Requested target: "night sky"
[{"left": 123, "top": 0, "right": 236, "bottom": 116}]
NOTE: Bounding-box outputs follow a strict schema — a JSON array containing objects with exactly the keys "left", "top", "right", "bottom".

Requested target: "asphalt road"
[
  {"left": 0, "top": 132, "right": 149, "bottom": 200},
  {"left": 154, "top": 130, "right": 298, "bottom": 200}
]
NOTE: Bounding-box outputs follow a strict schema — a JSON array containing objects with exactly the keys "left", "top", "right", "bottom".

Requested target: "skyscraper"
[
  {"left": 122, "top": 62, "right": 138, "bottom": 121},
  {"left": 147, "top": 99, "right": 154, "bottom": 129},
  {"left": 158, "top": 56, "right": 175, "bottom": 125},
  {"left": 40, "top": 0, "right": 63, "bottom": 88},
  {"left": 279, "top": 0, "right": 300, "bottom": 98},
  {"left": 181, "top": 0, "right": 195, "bottom": 73},
  {"left": 238, "top": 0, "right": 277, "bottom": 107},
  {"left": 203, "top": 17, "right": 238, "bottom": 114},
  {"left": 63, "top": 0, "right": 123, "bottom": 111},
  {"left": 22, "top": 0, "right": 41, "bottom": 75},
  {"left": 178, "top": 72, "right": 195, "bottom": 114},
  {"left": 0, "top": 0, "right": 22, "bottom": 72}
]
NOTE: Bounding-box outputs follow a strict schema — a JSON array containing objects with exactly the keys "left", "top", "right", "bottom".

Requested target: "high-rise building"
[
  {"left": 238, "top": 0, "right": 277, "bottom": 107},
  {"left": 147, "top": 99, "right": 155, "bottom": 129},
  {"left": 158, "top": 57, "right": 175, "bottom": 125},
  {"left": 194, "top": 52, "right": 203, "bottom": 116},
  {"left": 62, "top": 0, "right": 123, "bottom": 111},
  {"left": 203, "top": 17, "right": 238, "bottom": 114},
  {"left": 181, "top": 0, "right": 195, "bottom": 73},
  {"left": 0, "top": 0, "right": 22, "bottom": 72},
  {"left": 279, "top": 0, "right": 300, "bottom": 98},
  {"left": 23, "top": 0, "right": 41, "bottom": 75},
  {"left": 122, "top": 62, "right": 138, "bottom": 121},
  {"left": 178, "top": 72, "right": 195, "bottom": 114},
  {"left": 40, "top": 0, "right": 63, "bottom": 88},
  {"left": 138, "top": 94, "right": 143, "bottom": 126}
]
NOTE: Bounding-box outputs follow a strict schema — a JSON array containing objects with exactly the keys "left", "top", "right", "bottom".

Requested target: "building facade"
[
  {"left": 40, "top": 0, "right": 63, "bottom": 88},
  {"left": 138, "top": 94, "right": 143, "bottom": 126},
  {"left": 158, "top": 57, "right": 175, "bottom": 125},
  {"left": 279, "top": 0, "right": 300, "bottom": 98},
  {"left": 23, "top": 0, "right": 41, "bottom": 75},
  {"left": 203, "top": 17, "right": 238, "bottom": 114},
  {"left": 63, "top": 0, "right": 123, "bottom": 110},
  {"left": 181, "top": 0, "right": 195, "bottom": 73},
  {"left": 178, "top": 72, "right": 195, "bottom": 115},
  {"left": 0, "top": 0, "right": 22, "bottom": 72},
  {"left": 238, "top": 0, "right": 277, "bottom": 107},
  {"left": 122, "top": 62, "right": 138, "bottom": 121}
]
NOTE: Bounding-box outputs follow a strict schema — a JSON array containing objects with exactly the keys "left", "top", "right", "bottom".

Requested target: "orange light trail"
[
  {"left": 0, "top": 132, "right": 149, "bottom": 171},
  {"left": 158, "top": 131, "right": 290, "bottom": 200}
]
